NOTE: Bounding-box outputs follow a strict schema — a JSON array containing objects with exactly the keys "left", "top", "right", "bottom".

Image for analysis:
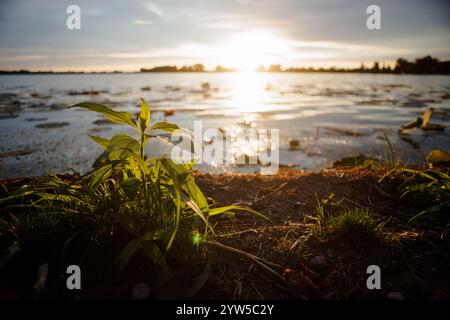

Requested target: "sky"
[{"left": 0, "top": 0, "right": 449, "bottom": 71}]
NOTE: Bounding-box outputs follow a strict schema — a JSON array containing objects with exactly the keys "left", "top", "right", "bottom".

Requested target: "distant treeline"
[
  {"left": 283, "top": 56, "right": 450, "bottom": 74},
  {"left": 140, "top": 64, "right": 235, "bottom": 73},
  {"left": 140, "top": 56, "right": 450, "bottom": 74},
  {"left": 1, "top": 56, "right": 449, "bottom": 75},
  {"left": 0, "top": 70, "right": 125, "bottom": 75}
]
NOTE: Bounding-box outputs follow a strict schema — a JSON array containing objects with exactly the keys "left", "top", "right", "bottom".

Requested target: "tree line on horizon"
[
  {"left": 139, "top": 55, "right": 450, "bottom": 74},
  {"left": 1, "top": 56, "right": 449, "bottom": 75}
]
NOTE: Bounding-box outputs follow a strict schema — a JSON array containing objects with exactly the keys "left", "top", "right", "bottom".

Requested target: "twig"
[
  {"left": 342, "top": 196, "right": 366, "bottom": 208},
  {"left": 248, "top": 280, "right": 265, "bottom": 300},
  {"left": 204, "top": 241, "right": 284, "bottom": 278},
  {"left": 254, "top": 182, "right": 288, "bottom": 204},
  {"left": 218, "top": 228, "right": 258, "bottom": 238}
]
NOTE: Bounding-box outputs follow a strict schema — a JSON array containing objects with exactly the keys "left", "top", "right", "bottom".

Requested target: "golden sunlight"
[
  {"left": 219, "top": 30, "right": 291, "bottom": 71},
  {"left": 231, "top": 71, "right": 266, "bottom": 112}
]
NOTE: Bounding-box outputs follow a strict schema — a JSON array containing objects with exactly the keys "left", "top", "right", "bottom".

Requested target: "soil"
[
  {"left": 0, "top": 167, "right": 448, "bottom": 300},
  {"left": 194, "top": 168, "right": 450, "bottom": 300}
]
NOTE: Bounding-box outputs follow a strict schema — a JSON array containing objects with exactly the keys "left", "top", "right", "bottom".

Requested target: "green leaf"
[
  {"left": 120, "top": 177, "right": 141, "bottom": 198},
  {"left": 72, "top": 102, "right": 137, "bottom": 129},
  {"left": 89, "top": 134, "right": 109, "bottom": 150},
  {"left": 139, "top": 98, "right": 151, "bottom": 132},
  {"left": 209, "top": 205, "right": 270, "bottom": 221},
  {"left": 107, "top": 134, "right": 140, "bottom": 160},
  {"left": 0, "top": 190, "right": 35, "bottom": 204},
  {"left": 183, "top": 194, "right": 208, "bottom": 226},
  {"left": 116, "top": 239, "right": 141, "bottom": 272},
  {"left": 88, "top": 164, "right": 113, "bottom": 190},
  {"left": 149, "top": 122, "right": 180, "bottom": 133}
]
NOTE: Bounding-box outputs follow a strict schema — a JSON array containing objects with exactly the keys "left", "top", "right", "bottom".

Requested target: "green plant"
[
  {"left": 383, "top": 134, "right": 398, "bottom": 169},
  {"left": 72, "top": 99, "right": 262, "bottom": 248},
  {"left": 331, "top": 207, "right": 386, "bottom": 246},
  {"left": 312, "top": 192, "right": 343, "bottom": 226},
  {"left": 380, "top": 167, "right": 450, "bottom": 223},
  {"left": 0, "top": 98, "right": 263, "bottom": 298}
]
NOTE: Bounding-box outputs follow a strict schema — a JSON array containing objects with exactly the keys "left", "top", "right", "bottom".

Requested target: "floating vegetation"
[
  {"left": 323, "top": 127, "right": 365, "bottom": 137},
  {"left": 164, "top": 109, "right": 175, "bottom": 117},
  {"left": 67, "top": 89, "right": 108, "bottom": 95},
  {"left": 288, "top": 138, "right": 300, "bottom": 150},
  {"left": 25, "top": 117, "right": 47, "bottom": 122},
  {"left": 426, "top": 149, "right": 450, "bottom": 167},
  {"left": 93, "top": 119, "right": 115, "bottom": 126},
  {"left": 0, "top": 114, "right": 19, "bottom": 120},
  {"left": 35, "top": 122, "right": 70, "bottom": 129},
  {"left": 0, "top": 148, "right": 34, "bottom": 158}
]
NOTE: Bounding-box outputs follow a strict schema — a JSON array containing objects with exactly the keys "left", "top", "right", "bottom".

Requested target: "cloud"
[
  {"left": 133, "top": 19, "right": 153, "bottom": 25},
  {"left": 146, "top": 2, "right": 163, "bottom": 17},
  {"left": 0, "top": 54, "right": 48, "bottom": 62}
]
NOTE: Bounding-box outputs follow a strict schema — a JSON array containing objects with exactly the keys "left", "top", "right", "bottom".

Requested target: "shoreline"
[{"left": 1, "top": 165, "right": 448, "bottom": 299}]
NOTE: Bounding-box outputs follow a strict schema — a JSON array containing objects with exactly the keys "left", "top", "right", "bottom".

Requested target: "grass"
[
  {"left": 333, "top": 134, "right": 449, "bottom": 224},
  {"left": 377, "top": 135, "right": 449, "bottom": 223},
  {"left": 330, "top": 208, "right": 385, "bottom": 246}
]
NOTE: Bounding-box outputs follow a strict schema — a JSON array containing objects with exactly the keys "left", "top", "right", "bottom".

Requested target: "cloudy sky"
[{"left": 0, "top": 0, "right": 449, "bottom": 71}]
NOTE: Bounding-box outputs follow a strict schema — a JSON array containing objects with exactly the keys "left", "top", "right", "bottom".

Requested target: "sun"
[{"left": 218, "top": 30, "right": 290, "bottom": 71}]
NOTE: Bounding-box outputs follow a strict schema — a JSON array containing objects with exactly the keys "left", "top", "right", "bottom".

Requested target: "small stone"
[
  {"left": 132, "top": 282, "right": 151, "bottom": 299},
  {"left": 387, "top": 291, "right": 404, "bottom": 300},
  {"left": 309, "top": 255, "right": 328, "bottom": 268}
]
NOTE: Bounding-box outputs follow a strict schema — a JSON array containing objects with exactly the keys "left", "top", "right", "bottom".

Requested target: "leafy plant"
[
  {"left": 312, "top": 192, "right": 343, "bottom": 227},
  {"left": 0, "top": 98, "right": 262, "bottom": 298}
]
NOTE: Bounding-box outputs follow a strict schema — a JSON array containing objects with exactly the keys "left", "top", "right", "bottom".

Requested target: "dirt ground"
[
  {"left": 194, "top": 168, "right": 450, "bottom": 300},
  {"left": 0, "top": 167, "right": 448, "bottom": 300}
]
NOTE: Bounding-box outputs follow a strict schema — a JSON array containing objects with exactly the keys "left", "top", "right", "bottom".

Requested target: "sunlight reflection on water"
[{"left": 0, "top": 73, "right": 449, "bottom": 177}]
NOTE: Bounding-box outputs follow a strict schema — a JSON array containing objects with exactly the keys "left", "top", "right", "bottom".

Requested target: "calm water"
[{"left": 0, "top": 73, "right": 449, "bottom": 178}]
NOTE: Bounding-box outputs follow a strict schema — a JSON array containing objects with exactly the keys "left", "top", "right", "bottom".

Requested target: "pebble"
[
  {"left": 132, "top": 282, "right": 151, "bottom": 299},
  {"left": 309, "top": 255, "right": 328, "bottom": 268},
  {"left": 387, "top": 291, "right": 404, "bottom": 300}
]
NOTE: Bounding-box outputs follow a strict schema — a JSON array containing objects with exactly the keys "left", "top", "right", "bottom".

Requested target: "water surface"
[{"left": 1, "top": 73, "right": 449, "bottom": 178}]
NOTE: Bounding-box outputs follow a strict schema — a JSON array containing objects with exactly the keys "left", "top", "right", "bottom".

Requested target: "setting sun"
[{"left": 218, "top": 30, "right": 291, "bottom": 71}]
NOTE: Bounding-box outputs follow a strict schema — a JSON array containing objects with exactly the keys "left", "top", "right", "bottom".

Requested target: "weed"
[{"left": 331, "top": 207, "right": 385, "bottom": 246}]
